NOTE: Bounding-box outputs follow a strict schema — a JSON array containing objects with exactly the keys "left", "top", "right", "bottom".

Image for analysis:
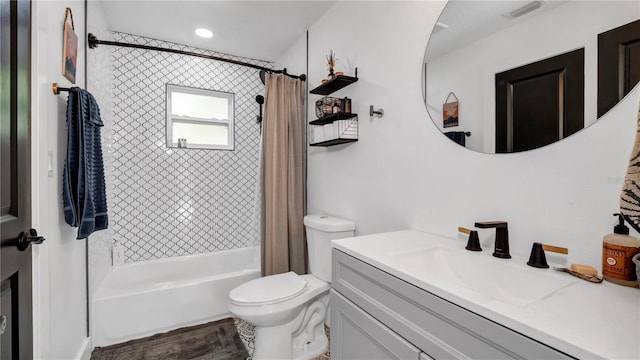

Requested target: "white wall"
[
  {"left": 32, "top": 1, "right": 90, "bottom": 358},
  {"left": 274, "top": 31, "right": 306, "bottom": 80},
  {"left": 426, "top": 1, "right": 639, "bottom": 153},
  {"left": 278, "top": 1, "right": 640, "bottom": 273}
]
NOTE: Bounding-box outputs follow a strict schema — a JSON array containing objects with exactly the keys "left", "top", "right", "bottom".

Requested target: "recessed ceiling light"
[{"left": 195, "top": 28, "right": 213, "bottom": 38}]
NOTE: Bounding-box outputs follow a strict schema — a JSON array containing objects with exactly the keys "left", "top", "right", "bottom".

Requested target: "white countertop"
[{"left": 332, "top": 230, "right": 640, "bottom": 360}]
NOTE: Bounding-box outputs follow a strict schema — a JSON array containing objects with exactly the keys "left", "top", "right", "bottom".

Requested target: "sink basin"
[{"left": 392, "top": 247, "right": 575, "bottom": 306}]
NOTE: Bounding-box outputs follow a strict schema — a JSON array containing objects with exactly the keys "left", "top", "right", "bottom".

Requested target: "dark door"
[
  {"left": 598, "top": 19, "right": 640, "bottom": 118},
  {"left": 495, "top": 48, "right": 585, "bottom": 153},
  {"left": 1, "top": 0, "right": 35, "bottom": 359}
]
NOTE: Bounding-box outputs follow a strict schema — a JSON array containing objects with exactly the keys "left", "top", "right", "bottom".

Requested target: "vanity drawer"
[
  {"left": 332, "top": 249, "right": 575, "bottom": 360},
  {"left": 331, "top": 289, "right": 421, "bottom": 360}
]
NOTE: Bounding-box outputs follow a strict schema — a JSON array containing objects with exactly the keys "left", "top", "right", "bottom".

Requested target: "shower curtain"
[{"left": 261, "top": 73, "right": 306, "bottom": 276}]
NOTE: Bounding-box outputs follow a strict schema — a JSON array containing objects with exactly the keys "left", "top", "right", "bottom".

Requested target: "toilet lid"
[{"left": 229, "top": 271, "right": 307, "bottom": 306}]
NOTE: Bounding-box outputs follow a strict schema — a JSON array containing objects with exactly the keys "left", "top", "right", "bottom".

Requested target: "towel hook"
[
  {"left": 52, "top": 82, "right": 73, "bottom": 95},
  {"left": 370, "top": 105, "right": 384, "bottom": 118}
]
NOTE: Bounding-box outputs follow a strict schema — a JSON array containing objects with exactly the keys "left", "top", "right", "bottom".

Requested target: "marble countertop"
[{"left": 332, "top": 230, "right": 640, "bottom": 360}]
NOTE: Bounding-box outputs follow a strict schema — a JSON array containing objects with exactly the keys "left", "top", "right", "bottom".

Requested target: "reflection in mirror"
[{"left": 423, "top": 0, "right": 640, "bottom": 154}]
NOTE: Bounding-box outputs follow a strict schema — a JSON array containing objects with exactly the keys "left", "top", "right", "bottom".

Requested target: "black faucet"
[{"left": 474, "top": 221, "right": 511, "bottom": 259}]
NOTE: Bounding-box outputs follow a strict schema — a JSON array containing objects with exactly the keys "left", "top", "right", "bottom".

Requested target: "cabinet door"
[{"left": 330, "top": 290, "right": 420, "bottom": 360}]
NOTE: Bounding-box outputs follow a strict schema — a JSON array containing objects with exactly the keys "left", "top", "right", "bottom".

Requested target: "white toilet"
[{"left": 228, "top": 214, "right": 355, "bottom": 360}]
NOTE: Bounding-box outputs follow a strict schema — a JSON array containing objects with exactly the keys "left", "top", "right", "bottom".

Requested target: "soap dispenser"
[{"left": 602, "top": 213, "right": 640, "bottom": 287}]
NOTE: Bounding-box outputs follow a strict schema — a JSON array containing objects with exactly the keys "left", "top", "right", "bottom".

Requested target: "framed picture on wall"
[
  {"left": 443, "top": 100, "right": 459, "bottom": 128},
  {"left": 62, "top": 7, "right": 77, "bottom": 84}
]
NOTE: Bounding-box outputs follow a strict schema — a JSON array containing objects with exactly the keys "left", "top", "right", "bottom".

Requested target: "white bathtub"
[{"left": 92, "top": 246, "right": 260, "bottom": 347}]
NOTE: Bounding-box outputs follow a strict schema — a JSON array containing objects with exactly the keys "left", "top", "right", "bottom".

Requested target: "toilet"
[{"left": 228, "top": 214, "right": 355, "bottom": 360}]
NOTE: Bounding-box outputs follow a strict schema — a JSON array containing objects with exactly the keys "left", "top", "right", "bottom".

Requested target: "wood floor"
[
  {"left": 90, "top": 318, "right": 331, "bottom": 360},
  {"left": 91, "top": 318, "right": 248, "bottom": 360}
]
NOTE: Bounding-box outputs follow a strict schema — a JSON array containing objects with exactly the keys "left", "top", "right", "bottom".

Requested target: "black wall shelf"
[
  {"left": 309, "top": 138, "right": 358, "bottom": 147},
  {"left": 309, "top": 67, "right": 359, "bottom": 147},
  {"left": 310, "top": 69, "right": 359, "bottom": 95},
  {"left": 310, "top": 112, "right": 358, "bottom": 125}
]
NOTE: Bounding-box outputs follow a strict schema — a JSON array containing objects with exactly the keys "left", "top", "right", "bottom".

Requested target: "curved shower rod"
[{"left": 87, "top": 33, "right": 306, "bottom": 82}]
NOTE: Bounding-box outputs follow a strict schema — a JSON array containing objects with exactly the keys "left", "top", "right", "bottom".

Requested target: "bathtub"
[{"left": 92, "top": 246, "right": 260, "bottom": 347}]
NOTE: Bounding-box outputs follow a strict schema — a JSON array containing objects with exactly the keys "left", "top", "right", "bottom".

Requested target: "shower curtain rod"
[{"left": 87, "top": 33, "right": 306, "bottom": 81}]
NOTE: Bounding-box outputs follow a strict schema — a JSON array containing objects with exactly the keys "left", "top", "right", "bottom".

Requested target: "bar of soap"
[{"left": 570, "top": 263, "right": 598, "bottom": 276}]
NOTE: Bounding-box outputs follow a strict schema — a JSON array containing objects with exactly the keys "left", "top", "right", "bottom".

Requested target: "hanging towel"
[
  {"left": 445, "top": 131, "right": 466, "bottom": 147},
  {"left": 62, "top": 87, "right": 109, "bottom": 239}
]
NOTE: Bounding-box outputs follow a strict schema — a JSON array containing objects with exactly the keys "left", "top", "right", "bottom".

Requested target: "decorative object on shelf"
[
  {"left": 62, "top": 7, "right": 78, "bottom": 83},
  {"left": 443, "top": 92, "right": 459, "bottom": 128},
  {"left": 343, "top": 97, "right": 351, "bottom": 113},
  {"left": 310, "top": 68, "right": 358, "bottom": 95},
  {"left": 326, "top": 50, "right": 337, "bottom": 80},
  {"left": 315, "top": 97, "right": 344, "bottom": 118},
  {"left": 369, "top": 105, "right": 384, "bottom": 118}
]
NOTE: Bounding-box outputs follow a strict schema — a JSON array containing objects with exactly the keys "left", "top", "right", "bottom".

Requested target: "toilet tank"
[{"left": 304, "top": 214, "right": 355, "bottom": 283}]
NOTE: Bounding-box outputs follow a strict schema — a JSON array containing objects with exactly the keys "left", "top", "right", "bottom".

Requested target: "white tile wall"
[{"left": 110, "top": 32, "right": 268, "bottom": 262}]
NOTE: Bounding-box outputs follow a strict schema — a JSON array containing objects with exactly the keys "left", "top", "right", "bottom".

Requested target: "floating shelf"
[
  {"left": 310, "top": 112, "right": 358, "bottom": 125},
  {"left": 309, "top": 138, "right": 358, "bottom": 147},
  {"left": 308, "top": 67, "right": 358, "bottom": 147},
  {"left": 309, "top": 117, "right": 358, "bottom": 147},
  {"left": 310, "top": 70, "right": 359, "bottom": 95}
]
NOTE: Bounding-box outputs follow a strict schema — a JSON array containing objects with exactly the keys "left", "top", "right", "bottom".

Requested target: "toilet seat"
[{"left": 229, "top": 271, "right": 307, "bottom": 306}]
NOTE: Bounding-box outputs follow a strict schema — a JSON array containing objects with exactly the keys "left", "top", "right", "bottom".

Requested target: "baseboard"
[{"left": 75, "top": 337, "right": 92, "bottom": 360}]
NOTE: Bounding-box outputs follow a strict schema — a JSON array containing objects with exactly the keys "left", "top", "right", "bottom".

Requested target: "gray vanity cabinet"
[
  {"left": 331, "top": 290, "right": 422, "bottom": 359},
  {"left": 331, "top": 249, "right": 576, "bottom": 360}
]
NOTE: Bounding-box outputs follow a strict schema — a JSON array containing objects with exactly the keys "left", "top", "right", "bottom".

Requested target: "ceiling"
[
  {"left": 426, "top": 0, "right": 567, "bottom": 61},
  {"left": 99, "top": 1, "right": 335, "bottom": 62}
]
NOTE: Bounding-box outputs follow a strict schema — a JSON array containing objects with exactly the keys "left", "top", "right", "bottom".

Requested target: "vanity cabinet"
[
  {"left": 331, "top": 290, "right": 422, "bottom": 359},
  {"left": 331, "top": 249, "right": 576, "bottom": 360},
  {"left": 309, "top": 71, "right": 358, "bottom": 147}
]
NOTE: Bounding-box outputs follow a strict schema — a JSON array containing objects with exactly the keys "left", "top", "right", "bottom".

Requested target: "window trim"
[{"left": 166, "top": 84, "right": 235, "bottom": 150}]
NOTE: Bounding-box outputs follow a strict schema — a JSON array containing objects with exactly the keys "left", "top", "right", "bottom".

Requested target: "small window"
[{"left": 166, "top": 84, "right": 235, "bottom": 150}]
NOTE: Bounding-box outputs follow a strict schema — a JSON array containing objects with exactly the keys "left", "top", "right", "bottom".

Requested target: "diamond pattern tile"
[{"left": 111, "top": 32, "right": 268, "bottom": 262}]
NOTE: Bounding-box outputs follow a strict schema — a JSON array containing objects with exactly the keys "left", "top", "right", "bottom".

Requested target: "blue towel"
[
  {"left": 62, "top": 88, "right": 109, "bottom": 239},
  {"left": 445, "top": 131, "right": 466, "bottom": 147}
]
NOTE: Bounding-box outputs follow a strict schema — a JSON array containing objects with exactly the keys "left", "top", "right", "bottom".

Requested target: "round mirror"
[{"left": 422, "top": 0, "right": 640, "bottom": 154}]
